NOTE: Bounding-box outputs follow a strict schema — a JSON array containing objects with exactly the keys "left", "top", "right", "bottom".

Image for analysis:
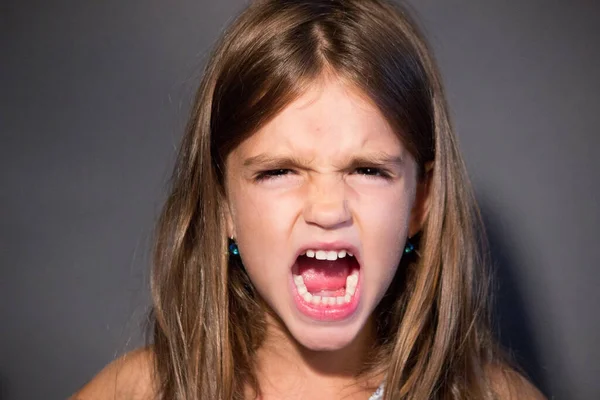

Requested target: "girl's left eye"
[
  {"left": 353, "top": 167, "right": 391, "bottom": 179},
  {"left": 254, "top": 169, "right": 293, "bottom": 181}
]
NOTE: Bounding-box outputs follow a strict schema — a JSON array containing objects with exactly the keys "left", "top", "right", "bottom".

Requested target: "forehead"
[{"left": 232, "top": 79, "right": 405, "bottom": 160}]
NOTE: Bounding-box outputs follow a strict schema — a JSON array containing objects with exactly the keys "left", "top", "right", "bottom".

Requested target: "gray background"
[{"left": 1, "top": 1, "right": 598, "bottom": 399}]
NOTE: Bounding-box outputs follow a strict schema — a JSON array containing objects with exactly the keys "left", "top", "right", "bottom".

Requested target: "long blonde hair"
[{"left": 150, "top": 0, "right": 501, "bottom": 398}]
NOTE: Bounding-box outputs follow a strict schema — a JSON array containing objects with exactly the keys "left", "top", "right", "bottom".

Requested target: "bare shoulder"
[
  {"left": 487, "top": 364, "right": 546, "bottom": 400},
  {"left": 70, "top": 347, "right": 157, "bottom": 400}
]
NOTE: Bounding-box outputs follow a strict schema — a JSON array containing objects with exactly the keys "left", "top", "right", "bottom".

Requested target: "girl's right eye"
[{"left": 254, "top": 169, "right": 293, "bottom": 181}]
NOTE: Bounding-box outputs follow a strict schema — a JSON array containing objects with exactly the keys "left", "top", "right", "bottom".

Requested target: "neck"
[{"left": 252, "top": 311, "right": 383, "bottom": 399}]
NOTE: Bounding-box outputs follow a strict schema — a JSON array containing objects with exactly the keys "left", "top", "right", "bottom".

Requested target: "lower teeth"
[
  {"left": 295, "top": 274, "right": 358, "bottom": 305},
  {"left": 293, "top": 256, "right": 360, "bottom": 305}
]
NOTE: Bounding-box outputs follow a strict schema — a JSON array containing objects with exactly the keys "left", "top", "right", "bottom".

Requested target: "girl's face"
[{"left": 225, "top": 79, "right": 429, "bottom": 351}]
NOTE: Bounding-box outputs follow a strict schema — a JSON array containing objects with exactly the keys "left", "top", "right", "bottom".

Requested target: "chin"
[{"left": 289, "top": 320, "right": 367, "bottom": 351}]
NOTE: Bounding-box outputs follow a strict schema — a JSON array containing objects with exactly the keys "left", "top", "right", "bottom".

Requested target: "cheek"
[
  {"left": 356, "top": 187, "right": 414, "bottom": 290},
  {"left": 233, "top": 186, "right": 299, "bottom": 241},
  {"left": 357, "top": 185, "right": 413, "bottom": 242},
  {"left": 229, "top": 185, "right": 300, "bottom": 280}
]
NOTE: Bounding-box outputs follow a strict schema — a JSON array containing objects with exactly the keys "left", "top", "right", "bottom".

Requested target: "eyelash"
[
  {"left": 354, "top": 167, "right": 391, "bottom": 178},
  {"left": 254, "top": 169, "right": 292, "bottom": 181},
  {"left": 254, "top": 167, "right": 392, "bottom": 181}
]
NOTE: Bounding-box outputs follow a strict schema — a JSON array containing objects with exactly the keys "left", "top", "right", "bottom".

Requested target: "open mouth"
[{"left": 291, "top": 248, "right": 361, "bottom": 321}]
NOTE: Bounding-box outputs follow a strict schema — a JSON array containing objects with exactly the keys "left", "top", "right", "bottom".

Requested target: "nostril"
[{"left": 303, "top": 200, "right": 352, "bottom": 228}]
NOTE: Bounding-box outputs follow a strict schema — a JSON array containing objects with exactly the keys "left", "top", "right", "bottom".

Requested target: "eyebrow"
[
  {"left": 243, "top": 153, "right": 310, "bottom": 168},
  {"left": 242, "top": 152, "right": 404, "bottom": 169}
]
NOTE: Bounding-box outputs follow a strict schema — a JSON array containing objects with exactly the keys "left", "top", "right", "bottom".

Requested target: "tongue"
[{"left": 296, "top": 256, "right": 351, "bottom": 293}]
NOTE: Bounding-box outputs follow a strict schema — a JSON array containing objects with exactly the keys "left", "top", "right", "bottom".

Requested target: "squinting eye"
[
  {"left": 354, "top": 167, "right": 391, "bottom": 179},
  {"left": 255, "top": 169, "right": 293, "bottom": 181}
]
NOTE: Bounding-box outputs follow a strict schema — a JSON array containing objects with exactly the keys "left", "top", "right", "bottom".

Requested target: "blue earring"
[
  {"left": 404, "top": 238, "right": 415, "bottom": 254},
  {"left": 228, "top": 237, "right": 239, "bottom": 256}
]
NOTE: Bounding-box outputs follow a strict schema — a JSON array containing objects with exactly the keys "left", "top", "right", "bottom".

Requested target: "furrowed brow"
[
  {"left": 242, "top": 153, "right": 312, "bottom": 169},
  {"left": 343, "top": 152, "right": 404, "bottom": 168},
  {"left": 243, "top": 152, "right": 404, "bottom": 169}
]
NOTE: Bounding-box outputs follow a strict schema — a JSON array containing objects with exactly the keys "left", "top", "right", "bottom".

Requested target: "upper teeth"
[{"left": 303, "top": 249, "right": 353, "bottom": 260}]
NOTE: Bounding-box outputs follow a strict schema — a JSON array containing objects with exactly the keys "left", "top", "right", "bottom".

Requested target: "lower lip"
[{"left": 290, "top": 275, "right": 361, "bottom": 321}]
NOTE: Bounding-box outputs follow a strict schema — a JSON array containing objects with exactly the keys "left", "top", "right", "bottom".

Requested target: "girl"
[{"left": 75, "top": 0, "right": 545, "bottom": 399}]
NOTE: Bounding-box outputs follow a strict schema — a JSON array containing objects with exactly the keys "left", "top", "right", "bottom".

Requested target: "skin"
[
  {"left": 70, "top": 350, "right": 546, "bottom": 400},
  {"left": 72, "top": 79, "right": 546, "bottom": 399},
  {"left": 224, "top": 77, "right": 431, "bottom": 398}
]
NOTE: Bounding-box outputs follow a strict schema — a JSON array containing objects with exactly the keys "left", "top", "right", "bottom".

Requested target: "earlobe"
[{"left": 408, "top": 161, "right": 434, "bottom": 237}]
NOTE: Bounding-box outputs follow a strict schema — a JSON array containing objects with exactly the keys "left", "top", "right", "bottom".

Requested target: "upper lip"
[{"left": 293, "top": 241, "right": 362, "bottom": 266}]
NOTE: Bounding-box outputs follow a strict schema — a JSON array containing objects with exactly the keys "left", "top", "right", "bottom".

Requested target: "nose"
[{"left": 303, "top": 176, "right": 351, "bottom": 229}]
